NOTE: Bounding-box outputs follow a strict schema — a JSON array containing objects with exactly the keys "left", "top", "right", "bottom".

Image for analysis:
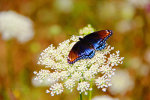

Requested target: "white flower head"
[
  {"left": 33, "top": 69, "right": 51, "bottom": 82},
  {"left": 46, "top": 83, "right": 64, "bottom": 96},
  {"left": 0, "top": 11, "right": 34, "bottom": 43},
  {"left": 95, "top": 76, "right": 112, "bottom": 92},
  {"left": 64, "top": 79, "right": 76, "bottom": 92},
  {"left": 109, "top": 69, "right": 134, "bottom": 95},
  {"left": 108, "top": 51, "right": 124, "bottom": 66},
  {"left": 35, "top": 25, "right": 124, "bottom": 96},
  {"left": 32, "top": 76, "right": 55, "bottom": 87},
  {"left": 77, "top": 81, "right": 90, "bottom": 95}
]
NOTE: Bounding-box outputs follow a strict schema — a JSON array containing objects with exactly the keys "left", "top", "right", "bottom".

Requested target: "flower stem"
[
  {"left": 89, "top": 90, "right": 92, "bottom": 100},
  {"left": 89, "top": 79, "right": 93, "bottom": 100},
  {"left": 80, "top": 93, "right": 83, "bottom": 100}
]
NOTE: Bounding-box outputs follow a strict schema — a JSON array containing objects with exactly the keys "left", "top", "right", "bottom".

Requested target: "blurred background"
[{"left": 0, "top": 0, "right": 150, "bottom": 100}]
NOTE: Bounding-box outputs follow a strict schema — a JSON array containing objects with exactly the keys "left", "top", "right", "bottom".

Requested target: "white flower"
[
  {"left": 109, "top": 69, "right": 134, "bottom": 95},
  {"left": 83, "top": 70, "right": 95, "bottom": 81},
  {"left": 77, "top": 82, "right": 90, "bottom": 95},
  {"left": 33, "top": 69, "right": 51, "bottom": 82},
  {"left": 32, "top": 76, "right": 54, "bottom": 87},
  {"left": 108, "top": 51, "right": 124, "bottom": 66},
  {"left": 0, "top": 11, "right": 34, "bottom": 43},
  {"left": 95, "top": 76, "right": 112, "bottom": 92},
  {"left": 59, "top": 71, "right": 70, "bottom": 80},
  {"left": 46, "top": 83, "right": 64, "bottom": 96},
  {"left": 64, "top": 79, "right": 75, "bottom": 92},
  {"left": 71, "top": 72, "right": 82, "bottom": 81},
  {"left": 100, "top": 64, "right": 115, "bottom": 76},
  {"left": 92, "top": 95, "right": 119, "bottom": 100},
  {"left": 35, "top": 25, "right": 124, "bottom": 96}
]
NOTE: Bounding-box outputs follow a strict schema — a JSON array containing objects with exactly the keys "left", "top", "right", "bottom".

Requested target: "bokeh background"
[{"left": 0, "top": 0, "right": 150, "bottom": 100}]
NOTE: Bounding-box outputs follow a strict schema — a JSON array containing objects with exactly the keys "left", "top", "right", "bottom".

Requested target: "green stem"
[
  {"left": 80, "top": 93, "right": 83, "bottom": 100},
  {"left": 89, "top": 79, "right": 93, "bottom": 100},
  {"left": 79, "top": 79, "right": 83, "bottom": 100},
  {"left": 89, "top": 90, "right": 92, "bottom": 100}
]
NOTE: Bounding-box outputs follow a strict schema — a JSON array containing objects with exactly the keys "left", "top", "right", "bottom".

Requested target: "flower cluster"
[
  {"left": 34, "top": 25, "right": 124, "bottom": 96},
  {"left": 0, "top": 11, "right": 34, "bottom": 43}
]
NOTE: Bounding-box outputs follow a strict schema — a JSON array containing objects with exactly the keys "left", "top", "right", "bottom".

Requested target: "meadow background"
[{"left": 0, "top": 0, "right": 150, "bottom": 100}]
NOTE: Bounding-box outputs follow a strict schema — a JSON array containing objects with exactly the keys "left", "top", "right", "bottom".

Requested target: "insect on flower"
[
  {"left": 68, "top": 30, "right": 113, "bottom": 64},
  {"left": 35, "top": 25, "right": 124, "bottom": 96}
]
